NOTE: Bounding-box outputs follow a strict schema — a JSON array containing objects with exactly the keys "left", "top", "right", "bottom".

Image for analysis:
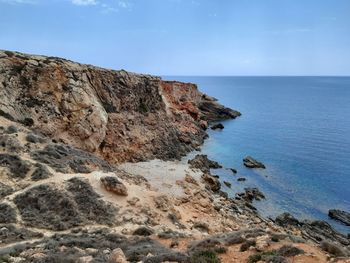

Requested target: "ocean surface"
[{"left": 164, "top": 76, "right": 350, "bottom": 234}]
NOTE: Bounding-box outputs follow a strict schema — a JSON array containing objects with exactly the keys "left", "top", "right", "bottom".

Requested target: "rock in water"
[
  {"left": 188, "top": 154, "right": 222, "bottom": 173},
  {"left": 328, "top": 209, "right": 350, "bottom": 226},
  {"left": 211, "top": 123, "right": 224, "bottom": 130},
  {"left": 243, "top": 156, "right": 266, "bottom": 169},
  {"left": 224, "top": 181, "right": 232, "bottom": 188},
  {"left": 198, "top": 94, "right": 241, "bottom": 122},
  {"left": 100, "top": 176, "right": 128, "bottom": 196}
]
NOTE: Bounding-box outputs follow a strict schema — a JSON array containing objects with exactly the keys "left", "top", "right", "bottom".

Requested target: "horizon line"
[{"left": 162, "top": 75, "right": 350, "bottom": 77}]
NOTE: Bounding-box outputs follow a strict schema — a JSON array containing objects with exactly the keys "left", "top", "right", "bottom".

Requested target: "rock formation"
[
  {"left": 211, "top": 123, "right": 225, "bottom": 130},
  {"left": 243, "top": 156, "right": 266, "bottom": 169},
  {"left": 329, "top": 209, "right": 350, "bottom": 226},
  {"left": 0, "top": 50, "right": 240, "bottom": 164},
  {"left": 0, "top": 50, "right": 348, "bottom": 263}
]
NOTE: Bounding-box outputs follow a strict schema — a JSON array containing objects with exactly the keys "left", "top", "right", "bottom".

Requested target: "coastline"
[{"left": 0, "top": 50, "right": 349, "bottom": 262}]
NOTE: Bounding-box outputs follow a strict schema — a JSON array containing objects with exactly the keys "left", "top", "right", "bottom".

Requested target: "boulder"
[
  {"left": 243, "top": 156, "right": 266, "bottom": 169},
  {"left": 202, "top": 173, "right": 221, "bottom": 192},
  {"left": 100, "top": 176, "right": 128, "bottom": 196},
  {"left": 328, "top": 209, "right": 350, "bottom": 226},
  {"left": 108, "top": 248, "right": 128, "bottom": 263}
]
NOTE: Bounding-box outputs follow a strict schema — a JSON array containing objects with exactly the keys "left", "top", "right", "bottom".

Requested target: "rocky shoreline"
[{"left": 0, "top": 50, "right": 349, "bottom": 263}]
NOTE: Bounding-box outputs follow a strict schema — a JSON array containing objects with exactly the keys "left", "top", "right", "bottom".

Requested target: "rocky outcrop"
[
  {"left": 275, "top": 213, "right": 350, "bottom": 247},
  {"left": 243, "top": 156, "right": 266, "bottom": 169},
  {"left": 329, "top": 209, "right": 350, "bottom": 226},
  {"left": 202, "top": 173, "right": 221, "bottom": 192},
  {"left": 0, "top": 50, "right": 240, "bottom": 163},
  {"left": 188, "top": 154, "right": 222, "bottom": 173},
  {"left": 0, "top": 50, "right": 346, "bottom": 263},
  {"left": 198, "top": 94, "right": 241, "bottom": 122},
  {"left": 236, "top": 188, "right": 265, "bottom": 203},
  {"left": 211, "top": 123, "right": 224, "bottom": 130}
]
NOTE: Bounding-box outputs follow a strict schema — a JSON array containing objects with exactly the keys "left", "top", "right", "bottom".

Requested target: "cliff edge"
[
  {"left": 0, "top": 50, "right": 240, "bottom": 163},
  {"left": 1, "top": 50, "right": 348, "bottom": 263}
]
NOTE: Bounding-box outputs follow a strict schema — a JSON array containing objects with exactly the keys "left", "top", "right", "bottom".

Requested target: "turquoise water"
[{"left": 165, "top": 76, "right": 350, "bottom": 234}]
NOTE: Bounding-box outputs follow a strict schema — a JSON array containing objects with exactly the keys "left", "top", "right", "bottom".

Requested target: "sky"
[{"left": 0, "top": 0, "right": 349, "bottom": 75}]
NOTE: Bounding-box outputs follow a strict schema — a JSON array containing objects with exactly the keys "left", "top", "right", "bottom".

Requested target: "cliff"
[
  {"left": 0, "top": 50, "right": 240, "bottom": 163},
  {"left": 0, "top": 50, "right": 348, "bottom": 263}
]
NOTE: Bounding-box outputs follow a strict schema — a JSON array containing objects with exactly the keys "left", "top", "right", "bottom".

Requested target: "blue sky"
[{"left": 0, "top": 0, "right": 349, "bottom": 75}]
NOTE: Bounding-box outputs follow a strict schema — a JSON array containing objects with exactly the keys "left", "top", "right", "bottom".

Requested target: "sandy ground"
[{"left": 119, "top": 159, "right": 203, "bottom": 197}]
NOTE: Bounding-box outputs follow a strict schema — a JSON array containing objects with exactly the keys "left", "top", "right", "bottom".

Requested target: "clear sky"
[{"left": 0, "top": 0, "right": 349, "bottom": 75}]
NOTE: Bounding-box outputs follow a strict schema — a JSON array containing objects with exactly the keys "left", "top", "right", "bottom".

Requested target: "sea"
[{"left": 164, "top": 76, "right": 350, "bottom": 234}]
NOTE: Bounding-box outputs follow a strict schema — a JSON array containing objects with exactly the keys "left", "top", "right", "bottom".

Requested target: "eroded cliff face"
[{"left": 0, "top": 50, "right": 240, "bottom": 163}]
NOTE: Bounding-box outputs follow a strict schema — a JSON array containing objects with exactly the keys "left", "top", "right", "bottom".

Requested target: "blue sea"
[{"left": 165, "top": 76, "right": 350, "bottom": 234}]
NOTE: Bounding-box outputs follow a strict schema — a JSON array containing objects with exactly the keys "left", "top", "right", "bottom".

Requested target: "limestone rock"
[
  {"left": 328, "top": 209, "right": 350, "bottom": 226},
  {"left": 100, "top": 176, "right": 128, "bottom": 196},
  {"left": 211, "top": 123, "right": 224, "bottom": 130},
  {"left": 188, "top": 154, "right": 222, "bottom": 173},
  {"left": 0, "top": 50, "right": 240, "bottom": 163},
  {"left": 243, "top": 156, "right": 266, "bottom": 169},
  {"left": 202, "top": 173, "right": 221, "bottom": 192},
  {"left": 108, "top": 248, "right": 128, "bottom": 263}
]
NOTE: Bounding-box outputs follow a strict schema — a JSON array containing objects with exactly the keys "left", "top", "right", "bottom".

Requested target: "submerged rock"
[
  {"left": 328, "top": 209, "right": 350, "bottom": 226},
  {"left": 224, "top": 181, "right": 232, "bottom": 188},
  {"left": 229, "top": 168, "right": 237, "bottom": 174},
  {"left": 243, "top": 156, "right": 266, "bottom": 169}
]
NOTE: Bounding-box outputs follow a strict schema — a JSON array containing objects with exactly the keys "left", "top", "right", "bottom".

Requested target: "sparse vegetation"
[
  {"left": 189, "top": 250, "right": 221, "bottom": 263},
  {"left": 247, "top": 250, "right": 277, "bottom": 263},
  {"left": 139, "top": 99, "right": 149, "bottom": 113},
  {"left": 320, "top": 241, "right": 348, "bottom": 257},
  {"left": 240, "top": 239, "right": 256, "bottom": 252},
  {"left": 277, "top": 245, "right": 304, "bottom": 257},
  {"left": 4, "top": 51, "right": 14, "bottom": 57}
]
